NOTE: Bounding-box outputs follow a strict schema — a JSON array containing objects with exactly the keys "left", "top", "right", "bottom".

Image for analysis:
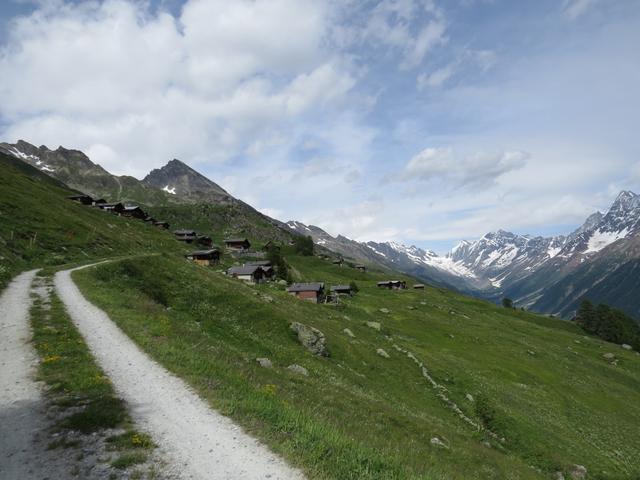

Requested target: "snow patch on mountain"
[
  {"left": 385, "top": 242, "right": 477, "bottom": 279},
  {"left": 162, "top": 185, "right": 177, "bottom": 195},
  {"left": 585, "top": 228, "right": 629, "bottom": 253}
]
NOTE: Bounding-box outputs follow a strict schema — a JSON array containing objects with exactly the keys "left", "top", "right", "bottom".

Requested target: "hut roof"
[
  {"left": 227, "top": 265, "right": 263, "bottom": 276},
  {"left": 330, "top": 285, "right": 352, "bottom": 292},
  {"left": 287, "top": 282, "right": 325, "bottom": 293},
  {"left": 413, "top": 284, "right": 425, "bottom": 288},
  {"left": 247, "top": 260, "right": 271, "bottom": 266},
  {"left": 189, "top": 249, "right": 220, "bottom": 256},
  {"left": 174, "top": 229, "right": 197, "bottom": 235}
]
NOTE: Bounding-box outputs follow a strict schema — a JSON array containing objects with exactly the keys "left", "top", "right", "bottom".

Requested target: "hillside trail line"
[{"left": 54, "top": 263, "right": 305, "bottom": 480}]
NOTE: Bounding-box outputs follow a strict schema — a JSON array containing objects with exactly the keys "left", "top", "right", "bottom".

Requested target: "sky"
[{"left": 1, "top": 0, "right": 639, "bottom": 253}]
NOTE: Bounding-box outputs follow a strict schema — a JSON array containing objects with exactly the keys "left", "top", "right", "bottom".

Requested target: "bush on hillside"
[
  {"left": 575, "top": 299, "right": 640, "bottom": 349},
  {"left": 502, "top": 298, "right": 514, "bottom": 309},
  {"left": 293, "top": 235, "right": 314, "bottom": 256}
]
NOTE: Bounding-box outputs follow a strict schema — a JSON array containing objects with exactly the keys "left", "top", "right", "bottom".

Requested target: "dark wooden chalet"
[
  {"left": 186, "top": 249, "right": 220, "bottom": 266},
  {"left": 355, "top": 264, "right": 367, "bottom": 272},
  {"left": 287, "top": 283, "right": 325, "bottom": 303},
  {"left": 122, "top": 205, "right": 147, "bottom": 220},
  {"left": 377, "top": 280, "right": 407, "bottom": 290},
  {"left": 332, "top": 259, "right": 344, "bottom": 267},
  {"left": 413, "top": 284, "right": 425, "bottom": 290},
  {"left": 144, "top": 216, "right": 156, "bottom": 224},
  {"left": 92, "top": 198, "right": 107, "bottom": 205},
  {"left": 224, "top": 238, "right": 251, "bottom": 251},
  {"left": 174, "top": 230, "right": 198, "bottom": 243},
  {"left": 330, "top": 284, "right": 353, "bottom": 296},
  {"left": 153, "top": 221, "right": 170, "bottom": 229},
  {"left": 227, "top": 265, "right": 265, "bottom": 284},
  {"left": 97, "top": 202, "right": 125, "bottom": 214},
  {"left": 67, "top": 194, "right": 94, "bottom": 205},
  {"left": 196, "top": 235, "right": 213, "bottom": 247}
]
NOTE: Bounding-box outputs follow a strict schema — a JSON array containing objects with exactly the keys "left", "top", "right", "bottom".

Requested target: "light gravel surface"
[{"left": 55, "top": 265, "right": 306, "bottom": 480}]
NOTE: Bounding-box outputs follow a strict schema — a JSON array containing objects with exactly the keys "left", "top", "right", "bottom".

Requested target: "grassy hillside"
[
  {"left": 0, "top": 152, "right": 184, "bottom": 289},
  {"left": 73, "top": 253, "right": 640, "bottom": 480}
]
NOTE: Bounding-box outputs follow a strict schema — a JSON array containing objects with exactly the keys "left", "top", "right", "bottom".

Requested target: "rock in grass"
[
  {"left": 376, "top": 348, "right": 390, "bottom": 359},
  {"left": 365, "top": 321, "right": 381, "bottom": 331},
  {"left": 554, "top": 472, "right": 566, "bottom": 480},
  {"left": 570, "top": 465, "right": 587, "bottom": 479},
  {"left": 256, "top": 358, "right": 273, "bottom": 368},
  {"left": 430, "top": 437, "right": 448, "bottom": 449},
  {"left": 343, "top": 328, "right": 355, "bottom": 338},
  {"left": 289, "top": 322, "right": 329, "bottom": 357},
  {"left": 465, "top": 393, "right": 474, "bottom": 402},
  {"left": 603, "top": 352, "right": 616, "bottom": 361},
  {"left": 287, "top": 364, "right": 309, "bottom": 376},
  {"left": 379, "top": 308, "right": 390, "bottom": 314},
  {"left": 621, "top": 343, "right": 633, "bottom": 350}
]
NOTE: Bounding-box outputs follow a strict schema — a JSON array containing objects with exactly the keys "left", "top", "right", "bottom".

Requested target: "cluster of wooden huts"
[{"left": 67, "top": 194, "right": 170, "bottom": 229}]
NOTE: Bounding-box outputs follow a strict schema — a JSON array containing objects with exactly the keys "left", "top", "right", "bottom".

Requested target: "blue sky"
[{"left": 1, "top": 0, "right": 639, "bottom": 253}]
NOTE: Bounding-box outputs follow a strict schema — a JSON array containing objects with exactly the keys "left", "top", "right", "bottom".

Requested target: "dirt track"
[{"left": 55, "top": 265, "right": 305, "bottom": 480}]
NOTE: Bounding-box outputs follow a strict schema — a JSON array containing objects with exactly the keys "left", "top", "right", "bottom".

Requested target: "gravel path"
[
  {"left": 0, "top": 270, "right": 68, "bottom": 479},
  {"left": 55, "top": 265, "right": 305, "bottom": 480}
]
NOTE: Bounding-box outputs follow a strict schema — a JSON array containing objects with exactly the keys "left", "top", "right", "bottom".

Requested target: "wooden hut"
[
  {"left": 174, "top": 230, "right": 198, "bottom": 243},
  {"left": 377, "top": 280, "right": 406, "bottom": 290},
  {"left": 287, "top": 283, "right": 325, "bottom": 303},
  {"left": 122, "top": 205, "right": 147, "bottom": 220},
  {"left": 97, "top": 202, "right": 125, "bottom": 214},
  {"left": 332, "top": 259, "right": 344, "bottom": 267},
  {"left": 413, "top": 284, "right": 425, "bottom": 290},
  {"left": 355, "top": 264, "right": 367, "bottom": 272},
  {"left": 196, "top": 235, "right": 213, "bottom": 247},
  {"left": 330, "top": 284, "right": 353, "bottom": 296},
  {"left": 67, "top": 194, "right": 93, "bottom": 205},
  {"left": 186, "top": 249, "right": 221, "bottom": 266},
  {"left": 153, "top": 221, "right": 170, "bottom": 229},
  {"left": 224, "top": 238, "right": 251, "bottom": 251},
  {"left": 227, "top": 265, "right": 265, "bottom": 284}
]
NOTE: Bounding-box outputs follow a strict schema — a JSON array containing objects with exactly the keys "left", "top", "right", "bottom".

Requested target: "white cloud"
[
  {"left": 564, "top": 0, "right": 599, "bottom": 19},
  {"left": 0, "top": 0, "right": 356, "bottom": 177},
  {"left": 417, "top": 63, "right": 456, "bottom": 88},
  {"left": 399, "top": 148, "right": 528, "bottom": 188}
]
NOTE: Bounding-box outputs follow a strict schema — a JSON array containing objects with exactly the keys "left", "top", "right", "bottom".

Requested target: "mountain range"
[
  {"left": 289, "top": 191, "right": 640, "bottom": 319},
  {"left": 2, "top": 139, "right": 639, "bottom": 320}
]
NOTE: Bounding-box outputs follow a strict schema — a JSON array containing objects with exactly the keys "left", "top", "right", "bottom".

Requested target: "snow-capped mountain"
[{"left": 289, "top": 191, "right": 640, "bottom": 319}]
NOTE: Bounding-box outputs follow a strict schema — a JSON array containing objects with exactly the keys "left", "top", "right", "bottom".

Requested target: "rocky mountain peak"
[{"left": 143, "top": 158, "right": 229, "bottom": 200}]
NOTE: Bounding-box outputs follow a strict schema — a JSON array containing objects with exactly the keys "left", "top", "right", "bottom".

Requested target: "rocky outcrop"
[{"left": 289, "top": 322, "right": 328, "bottom": 357}]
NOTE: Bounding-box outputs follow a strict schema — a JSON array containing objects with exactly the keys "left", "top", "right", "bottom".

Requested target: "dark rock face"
[{"left": 142, "top": 159, "right": 231, "bottom": 203}]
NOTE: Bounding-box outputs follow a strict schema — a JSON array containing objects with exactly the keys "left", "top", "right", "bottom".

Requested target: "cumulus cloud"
[
  {"left": 0, "top": 0, "right": 356, "bottom": 177},
  {"left": 398, "top": 148, "right": 528, "bottom": 188}
]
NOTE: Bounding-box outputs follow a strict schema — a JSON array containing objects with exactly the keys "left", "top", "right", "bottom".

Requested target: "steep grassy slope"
[
  {"left": 0, "top": 152, "right": 183, "bottom": 289},
  {"left": 74, "top": 254, "right": 640, "bottom": 480}
]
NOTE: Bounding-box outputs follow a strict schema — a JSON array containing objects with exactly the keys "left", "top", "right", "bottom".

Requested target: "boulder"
[
  {"left": 376, "top": 348, "right": 390, "bottom": 359},
  {"left": 603, "top": 352, "right": 616, "bottom": 362},
  {"left": 277, "top": 279, "right": 287, "bottom": 286},
  {"left": 287, "top": 364, "right": 309, "bottom": 376},
  {"left": 621, "top": 344, "right": 633, "bottom": 350},
  {"left": 289, "top": 322, "right": 329, "bottom": 357},
  {"left": 430, "top": 437, "right": 448, "bottom": 449},
  {"left": 570, "top": 465, "right": 587, "bottom": 479},
  {"left": 343, "top": 328, "right": 355, "bottom": 338},
  {"left": 379, "top": 308, "right": 390, "bottom": 314},
  {"left": 465, "top": 393, "right": 474, "bottom": 402},
  {"left": 554, "top": 472, "right": 565, "bottom": 480},
  {"left": 365, "top": 321, "right": 381, "bottom": 331},
  {"left": 256, "top": 358, "right": 273, "bottom": 368},
  {"left": 407, "top": 306, "right": 416, "bottom": 310}
]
